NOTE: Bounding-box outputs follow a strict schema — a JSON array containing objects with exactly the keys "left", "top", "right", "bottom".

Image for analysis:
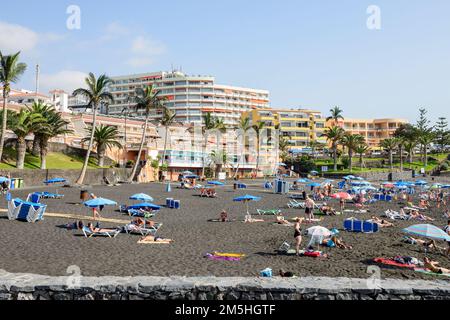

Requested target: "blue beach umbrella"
[
  {"left": 441, "top": 185, "right": 450, "bottom": 189},
  {"left": 84, "top": 198, "right": 117, "bottom": 208},
  {"left": 127, "top": 202, "right": 161, "bottom": 211},
  {"left": 0, "top": 177, "right": 9, "bottom": 184},
  {"left": 415, "top": 180, "right": 428, "bottom": 186},
  {"left": 354, "top": 177, "right": 364, "bottom": 180},
  {"left": 233, "top": 195, "right": 261, "bottom": 215},
  {"left": 306, "top": 182, "right": 321, "bottom": 188},
  {"left": 44, "top": 178, "right": 66, "bottom": 184},
  {"left": 130, "top": 193, "right": 154, "bottom": 201},
  {"left": 207, "top": 181, "right": 225, "bottom": 186},
  {"left": 310, "top": 170, "right": 319, "bottom": 175},
  {"left": 296, "top": 178, "right": 310, "bottom": 183},
  {"left": 344, "top": 175, "right": 356, "bottom": 180},
  {"left": 403, "top": 224, "right": 450, "bottom": 242},
  {"left": 184, "top": 175, "right": 199, "bottom": 179}
]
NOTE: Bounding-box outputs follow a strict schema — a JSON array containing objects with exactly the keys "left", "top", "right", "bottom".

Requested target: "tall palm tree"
[
  {"left": 28, "top": 102, "right": 72, "bottom": 169},
  {"left": 210, "top": 149, "right": 229, "bottom": 178},
  {"left": 128, "top": 85, "right": 165, "bottom": 183},
  {"left": 160, "top": 106, "right": 177, "bottom": 167},
  {"left": 380, "top": 138, "right": 399, "bottom": 170},
  {"left": 278, "top": 136, "right": 291, "bottom": 162},
  {"left": 252, "top": 122, "right": 265, "bottom": 174},
  {"left": 354, "top": 143, "right": 370, "bottom": 171},
  {"left": 341, "top": 133, "right": 365, "bottom": 172},
  {"left": 82, "top": 125, "right": 122, "bottom": 167},
  {"left": 201, "top": 112, "right": 223, "bottom": 178},
  {"left": 417, "top": 131, "right": 435, "bottom": 168},
  {"left": 73, "top": 73, "right": 113, "bottom": 185},
  {"left": 322, "top": 126, "right": 345, "bottom": 170},
  {"left": 326, "top": 106, "right": 344, "bottom": 125},
  {"left": 233, "top": 116, "right": 252, "bottom": 178},
  {"left": 0, "top": 51, "right": 27, "bottom": 162},
  {"left": 8, "top": 109, "right": 45, "bottom": 169}
]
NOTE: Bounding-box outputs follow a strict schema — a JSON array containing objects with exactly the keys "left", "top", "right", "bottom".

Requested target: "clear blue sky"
[{"left": 1, "top": 0, "right": 449, "bottom": 123}]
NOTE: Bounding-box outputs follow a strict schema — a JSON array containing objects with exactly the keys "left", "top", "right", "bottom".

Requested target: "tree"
[
  {"left": 128, "top": 85, "right": 165, "bottom": 183},
  {"left": 278, "top": 136, "right": 291, "bottom": 163},
  {"left": 233, "top": 116, "right": 252, "bottom": 178},
  {"left": 82, "top": 125, "right": 122, "bottom": 167},
  {"left": 28, "top": 102, "right": 72, "bottom": 169},
  {"left": 415, "top": 108, "right": 432, "bottom": 163},
  {"left": 326, "top": 106, "right": 344, "bottom": 124},
  {"left": 252, "top": 122, "right": 265, "bottom": 174},
  {"left": 210, "top": 150, "right": 229, "bottom": 178},
  {"left": 341, "top": 133, "right": 365, "bottom": 172},
  {"left": 354, "top": 143, "right": 370, "bottom": 171},
  {"left": 0, "top": 51, "right": 27, "bottom": 162},
  {"left": 160, "top": 106, "right": 177, "bottom": 167},
  {"left": 200, "top": 112, "right": 224, "bottom": 178},
  {"left": 434, "top": 117, "right": 449, "bottom": 153},
  {"left": 380, "top": 138, "right": 399, "bottom": 170},
  {"left": 73, "top": 73, "right": 113, "bottom": 184},
  {"left": 394, "top": 123, "right": 418, "bottom": 164},
  {"left": 417, "top": 131, "right": 435, "bottom": 168},
  {"left": 322, "top": 126, "right": 345, "bottom": 171},
  {"left": 8, "top": 109, "right": 45, "bottom": 169}
]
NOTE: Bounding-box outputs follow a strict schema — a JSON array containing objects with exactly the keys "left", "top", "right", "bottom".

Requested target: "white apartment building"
[{"left": 107, "top": 71, "right": 270, "bottom": 127}]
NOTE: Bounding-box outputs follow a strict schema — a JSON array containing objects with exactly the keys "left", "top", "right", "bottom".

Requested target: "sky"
[{"left": 0, "top": 0, "right": 449, "bottom": 124}]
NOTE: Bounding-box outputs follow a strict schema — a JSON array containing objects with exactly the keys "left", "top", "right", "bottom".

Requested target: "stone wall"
[
  {"left": 0, "top": 271, "right": 449, "bottom": 300},
  {"left": 0, "top": 168, "right": 132, "bottom": 188}
]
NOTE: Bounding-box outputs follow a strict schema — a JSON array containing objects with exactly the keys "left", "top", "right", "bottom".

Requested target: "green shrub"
[{"left": 341, "top": 156, "right": 350, "bottom": 169}]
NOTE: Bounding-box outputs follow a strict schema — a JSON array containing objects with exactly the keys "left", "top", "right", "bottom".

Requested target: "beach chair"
[
  {"left": 123, "top": 222, "right": 163, "bottom": 236},
  {"left": 26, "top": 193, "right": 41, "bottom": 204},
  {"left": 7, "top": 199, "right": 21, "bottom": 220},
  {"left": 127, "top": 209, "right": 155, "bottom": 218},
  {"left": 344, "top": 218, "right": 378, "bottom": 233},
  {"left": 287, "top": 199, "right": 305, "bottom": 209},
  {"left": 256, "top": 209, "right": 282, "bottom": 216},
  {"left": 81, "top": 226, "right": 120, "bottom": 238}
]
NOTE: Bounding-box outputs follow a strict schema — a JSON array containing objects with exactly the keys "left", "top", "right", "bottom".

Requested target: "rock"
[{"left": 225, "top": 291, "right": 241, "bottom": 300}]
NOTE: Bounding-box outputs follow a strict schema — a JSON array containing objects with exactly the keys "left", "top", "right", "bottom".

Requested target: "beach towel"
[
  {"left": 212, "top": 252, "right": 246, "bottom": 258},
  {"left": 138, "top": 236, "right": 172, "bottom": 244},
  {"left": 205, "top": 253, "right": 241, "bottom": 261},
  {"left": 373, "top": 258, "right": 416, "bottom": 269},
  {"left": 414, "top": 269, "right": 450, "bottom": 277}
]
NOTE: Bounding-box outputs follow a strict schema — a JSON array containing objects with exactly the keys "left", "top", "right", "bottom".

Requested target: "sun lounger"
[
  {"left": 257, "top": 209, "right": 282, "bottom": 215},
  {"left": 373, "top": 258, "right": 417, "bottom": 269},
  {"left": 26, "top": 193, "right": 41, "bottom": 204},
  {"left": 344, "top": 218, "right": 379, "bottom": 233},
  {"left": 127, "top": 209, "right": 155, "bottom": 218},
  {"left": 81, "top": 226, "right": 120, "bottom": 238},
  {"left": 287, "top": 199, "right": 305, "bottom": 209},
  {"left": 123, "top": 223, "right": 163, "bottom": 236}
]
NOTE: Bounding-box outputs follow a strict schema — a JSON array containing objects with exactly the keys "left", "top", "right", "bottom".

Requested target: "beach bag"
[{"left": 278, "top": 241, "right": 290, "bottom": 252}]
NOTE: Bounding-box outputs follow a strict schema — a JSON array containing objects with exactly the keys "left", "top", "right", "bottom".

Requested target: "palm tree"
[
  {"left": 73, "top": 73, "right": 113, "bottom": 185},
  {"left": 160, "top": 107, "right": 177, "bottom": 167},
  {"left": 326, "top": 106, "right": 344, "bottom": 125},
  {"left": 28, "top": 102, "right": 72, "bottom": 169},
  {"left": 278, "top": 136, "right": 291, "bottom": 162},
  {"left": 128, "top": 85, "right": 165, "bottom": 183},
  {"left": 82, "top": 125, "right": 122, "bottom": 167},
  {"left": 341, "top": 133, "right": 365, "bottom": 172},
  {"left": 322, "top": 126, "right": 345, "bottom": 170},
  {"left": 416, "top": 131, "right": 435, "bottom": 168},
  {"left": 233, "top": 116, "right": 252, "bottom": 178},
  {"left": 200, "top": 112, "right": 223, "bottom": 178},
  {"left": 380, "top": 138, "right": 399, "bottom": 170},
  {"left": 0, "top": 51, "right": 27, "bottom": 162},
  {"left": 210, "top": 149, "right": 229, "bottom": 178},
  {"left": 252, "top": 122, "right": 265, "bottom": 174},
  {"left": 354, "top": 143, "right": 370, "bottom": 171},
  {"left": 394, "top": 123, "right": 418, "bottom": 164},
  {"left": 8, "top": 109, "right": 45, "bottom": 169}
]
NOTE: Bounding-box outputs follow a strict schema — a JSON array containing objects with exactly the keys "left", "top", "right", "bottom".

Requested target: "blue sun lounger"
[
  {"left": 344, "top": 218, "right": 379, "bottom": 233},
  {"left": 8, "top": 198, "right": 47, "bottom": 223}
]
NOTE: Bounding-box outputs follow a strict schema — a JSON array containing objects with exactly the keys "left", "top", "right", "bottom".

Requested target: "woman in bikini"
[
  {"left": 424, "top": 257, "right": 450, "bottom": 274},
  {"left": 294, "top": 217, "right": 304, "bottom": 256}
]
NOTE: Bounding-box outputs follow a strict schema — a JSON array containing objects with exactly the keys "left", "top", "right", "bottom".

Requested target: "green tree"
[
  {"left": 82, "top": 124, "right": 122, "bottom": 167},
  {"left": 415, "top": 108, "right": 433, "bottom": 164},
  {"left": 434, "top": 117, "right": 449, "bottom": 153},
  {"left": 341, "top": 133, "right": 365, "bottom": 172},
  {"left": 233, "top": 116, "right": 252, "bottom": 178},
  {"left": 354, "top": 143, "right": 370, "bottom": 171},
  {"left": 127, "top": 85, "right": 165, "bottom": 182},
  {"left": 8, "top": 109, "right": 45, "bottom": 169},
  {"left": 73, "top": 73, "right": 114, "bottom": 184},
  {"left": 200, "top": 112, "right": 225, "bottom": 178},
  {"left": 0, "top": 51, "right": 27, "bottom": 162},
  {"left": 160, "top": 106, "right": 177, "bottom": 166},
  {"left": 394, "top": 123, "right": 418, "bottom": 164},
  {"left": 380, "top": 138, "right": 399, "bottom": 170},
  {"left": 326, "top": 106, "right": 344, "bottom": 124},
  {"left": 322, "top": 126, "right": 345, "bottom": 171},
  {"left": 28, "top": 102, "right": 54, "bottom": 157}
]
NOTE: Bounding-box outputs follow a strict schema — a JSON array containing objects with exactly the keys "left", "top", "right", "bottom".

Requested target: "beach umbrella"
[
  {"left": 182, "top": 171, "right": 194, "bottom": 176},
  {"left": 296, "top": 178, "right": 310, "bottom": 183},
  {"left": 207, "top": 181, "right": 225, "bottom": 186},
  {"left": 382, "top": 183, "right": 395, "bottom": 188},
  {"left": 414, "top": 180, "right": 427, "bottom": 185},
  {"left": 441, "top": 185, "right": 450, "bottom": 189},
  {"left": 307, "top": 226, "right": 332, "bottom": 237},
  {"left": 277, "top": 163, "right": 287, "bottom": 167},
  {"left": 430, "top": 184, "right": 442, "bottom": 189},
  {"left": 344, "top": 175, "right": 356, "bottom": 180},
  {"left": 331, "top": 192, "right": 353, "bottom": 200},
  {"left": 127, "top": 202, "right": 162, "bottom": 210},
  {"left": 44, "top": 178, "right": 66, "bottom": 184},
  {"left": 184, "top": 175, "right": 199, "bottom": 179},
  {"left": 0, "top": 177, "right": 9, "bottom": 184},
  {"left": 130, "top": 193, "right": 154, "bottom": 201},
  {"left": 354, "top": 177, "right": 364, "bottom": 181},
  {"left": 403, "top": 224, "right": 450, "bottom": 242},
  {"left": 233, "top": 195, "right": 261, "bottom": 215},
  {"left": 362, "top": 186, "right": 377, "bottom": 191},
  {"left": 84, "top": 197, "right": 117, "bottom": 208},
  {"left": 306, "top": 182, "right": 321, "bottom": 188},
  {"left": 166, "top": 182, "right": 172, "bottom": 192}
]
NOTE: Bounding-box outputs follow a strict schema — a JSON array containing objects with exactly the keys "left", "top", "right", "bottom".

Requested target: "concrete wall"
[
  {"left": 0, "top": 271, "right": 449, "bottom": 300},
  {"left": 0, "top": 168, "right": 132, "bottom": 187}
]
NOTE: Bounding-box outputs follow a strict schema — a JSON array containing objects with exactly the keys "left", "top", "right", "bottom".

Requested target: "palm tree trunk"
[
  {"left": 201, "top": 134, "right": 207, "bottom": 178},
  {"left": 76, "top": 104, "right": 97, "bottom": 185},
  {"left": 16, "top": 137, "right": 26, "bottom": 169},
  {"left": 255, "top": 136, "right": 260, "bottom": 174},
  {"left": 161, "top": 125, "right": 169, "bottom": 166},
  {"left": 333, "top": 144, "right": 338, "bottom": 171},
  {"left": 0, "top": 95, "right": 8, "bottom": 162},
  {"left": 32, "top": 135, "right": 41, "bottom": 157},
  {"left": 98, "top": 146, "right": 105, "bottom": 167},
  {"left": 348, "top": 151, "right": 353, "bottom": 172},
  {"left": 399, "top": 146, "right": 403, "bottom": 171},
  {"left": 424, "top": 148, "right": 428, "bottom": 168},
  {"left": 39, "top": 137, "right": 49, "bottom": 170},
  {"left": 360, "top": 154, "right": 363, "bottom": 171},
  {"left": 128, "top": 114, "right": 149, "bottom": 183},
  {"left": 389, "top": 151, "right": 393, "bottom": 170}
]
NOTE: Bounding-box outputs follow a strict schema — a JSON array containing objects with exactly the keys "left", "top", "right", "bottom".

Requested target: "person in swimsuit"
[
  {"left": 294, "top": 217, "right": 304, "bottom": 256},
  {"left": 304, "top": 196, "right": 315, "bottom": 221},
  {"left": 424, "top": 257, "right": 450, "bottom": 274},
  {"left": 220, "top": 210, "right": 228, "bottom": 222}
]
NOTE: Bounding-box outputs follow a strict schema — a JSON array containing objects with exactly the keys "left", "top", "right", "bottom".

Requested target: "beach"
[{"left": 0, "top": 178, "right": 449, "bottom": 280}]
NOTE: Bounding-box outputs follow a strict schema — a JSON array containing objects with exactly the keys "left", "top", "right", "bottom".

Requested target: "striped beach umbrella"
[{"left": 403, "top": 224, "right": 450, "bottom": 242}]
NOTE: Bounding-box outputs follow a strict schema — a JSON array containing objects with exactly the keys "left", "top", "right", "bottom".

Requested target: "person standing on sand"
[
  {"left": 339, "top": 198, "right": 345, "bottom": 213},
  {"left": 305, "top": 196, "right": 315, "bottom": 221},
  {"left": 294, "top": 217, "right": 304, "bottom": 256},
  {"left": 90, "top": 193, "right": 102, "bottom": 219}
]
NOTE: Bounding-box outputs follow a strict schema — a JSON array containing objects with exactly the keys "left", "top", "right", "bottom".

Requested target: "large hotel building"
[{"left": 107, "top": 71, "right": 270, "bottom": 127}]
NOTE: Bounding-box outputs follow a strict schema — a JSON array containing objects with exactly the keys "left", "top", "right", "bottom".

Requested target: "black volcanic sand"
[{"left": 0, "top": 178, "right": 448, "bottom": 280}]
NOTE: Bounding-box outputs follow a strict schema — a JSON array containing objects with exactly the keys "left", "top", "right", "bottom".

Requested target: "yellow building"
[
  {"left": 328, "top": 118, "right": 409, "bottom": 148},
  {"left": 243, "top": 108, "right": 327, "bottom": 151}
]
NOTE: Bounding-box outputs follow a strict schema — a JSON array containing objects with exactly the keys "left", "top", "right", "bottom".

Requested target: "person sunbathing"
[
  {"left": 419, "top": 199, "right": 429, "bottom": 209},
  {"left": 132, "top": 218, "right": 156, "bottom": 228},
  {"left": 323, "top": 236, "right": 352, "bottom": 250},
  {"left": 275, "top": 215, "right": 292, "bottom": 225},
  {"left": 370, "top": 216, "right": 394, "bottom": 227},
  {"left": 320, "top": 204, "right": 337, "bottom": 216},
  {"left": 87, "top": 223, "right": 118, "bottom": 234},
  {"left": 244, "top": 214, "right": 264, "bottom": 223},
  {"left": 402, "top": 236, "right": 445, "bottom": 253},
  {"left": 408, "top": 210, "right": 434, "bottom": 221},
  {"left": 424, "top": 257, "right": 450, "bottom": 274},
  {"left": 141, "top": 235, "right": 174, "bottom": 243},
  {"left": 220, "top": 210, "right": 229, "bottom": 222}
]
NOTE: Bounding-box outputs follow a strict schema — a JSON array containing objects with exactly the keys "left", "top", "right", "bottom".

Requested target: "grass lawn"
[{"left": 0, "top": 148, "right": 100, "bottom": 170}]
